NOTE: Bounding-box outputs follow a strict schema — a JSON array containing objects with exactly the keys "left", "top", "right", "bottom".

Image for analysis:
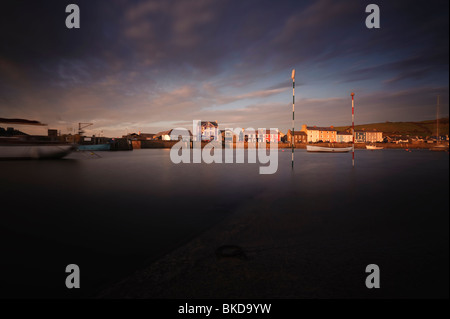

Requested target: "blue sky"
[{"left": 0, "top": 0, "right": 448, "bottom": 137}]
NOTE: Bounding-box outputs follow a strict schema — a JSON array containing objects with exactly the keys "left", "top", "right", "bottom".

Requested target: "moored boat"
[
  {"left": 306, "top": 145, "right": 352, "bottom": 152},
  {"left": 430, "top": 144, "right": 449, "bottom": 152},
  {"left": 1, "top": 118, "right": 76, "bottom": 159},
  {"left": 0, "top": 138, "right": 76, "bottom": 160}
]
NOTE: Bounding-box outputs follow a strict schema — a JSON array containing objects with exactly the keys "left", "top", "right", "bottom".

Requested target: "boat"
[
  {"left": 366, "top": 145, "right": 383, "bottom": 150},
  {"left": 430, "top": 144, "right": 449, "bottom": 152},
  {"left": 0, "top": 137, "right": 76, "bottom": 159},
  {"left": 306, "top": 145, "right": 352, "bottom": 152},
  {"left": 0, "top": 118, "right": 76, "bottom": 160}
]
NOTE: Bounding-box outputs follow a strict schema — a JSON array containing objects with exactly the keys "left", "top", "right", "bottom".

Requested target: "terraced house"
[
  {"left": 301, "top": 125, "right": 337, "bottom": 143},
  {"left": 355, "top": 130, "right": 366, "bottom": 143},
  {"left": 365, "top": 130, "right": 383, "bottom": 143},
  {"left": 336, "top": 131, "right": 353, "bottom": 143},
  {"left": 287, "top": 130, "right": 307, "bottom": 144}
]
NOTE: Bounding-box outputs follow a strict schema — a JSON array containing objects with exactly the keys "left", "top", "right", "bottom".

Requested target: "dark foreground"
[
  {"left": 1, "top": 149, "right": 448, "bottom": 298},
  {"left": 100, "top": 149, "right": 448, "bottom": 298}
]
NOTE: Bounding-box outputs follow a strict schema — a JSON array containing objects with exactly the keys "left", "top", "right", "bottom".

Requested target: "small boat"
[
  {"left": 307, "top": 145, "right": 352, "bottom": 152},
  {"left": 366, "top": 145, "right": 383, "bottom": 150},
  {"left": 430, "top": 144, "right": 449, "bottom": 152}
]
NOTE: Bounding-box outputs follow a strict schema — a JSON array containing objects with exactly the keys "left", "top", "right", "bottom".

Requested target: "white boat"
[
  {"left": 366, "top": 145, "right": 383, "bottom": 150},
  {"left": 0, "top": 142, "right": 76, "bottom": 160},
  {"left": 0, "top": 118, "right": 76, "bottom": 159},
  {"left": 306, "top": 145, "right": 352, "bottom": 152}
]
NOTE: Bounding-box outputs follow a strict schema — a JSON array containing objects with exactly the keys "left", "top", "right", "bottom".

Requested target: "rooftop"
[
  {"left": 306, "top": 126, "right": 337, "bottom": 131},
  {"left": 201, "top": 121, "right": 218, "bottom": 128}
]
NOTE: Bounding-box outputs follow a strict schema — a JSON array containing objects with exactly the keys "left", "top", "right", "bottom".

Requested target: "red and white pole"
[
  {"left": 351, "top": 92, "right": 355, "bottom": 167},
  {"left": 291, "top": 69, "right": 296, "bottom": 169}
]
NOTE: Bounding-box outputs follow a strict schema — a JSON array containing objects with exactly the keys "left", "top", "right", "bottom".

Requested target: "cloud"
[{"left": 0, "top": 0, "right": 448, "bottom": 137}]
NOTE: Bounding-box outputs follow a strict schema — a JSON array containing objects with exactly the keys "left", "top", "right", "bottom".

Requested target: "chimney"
[{"left": 301, "top": 124, "right": 307, "bottom": 132}]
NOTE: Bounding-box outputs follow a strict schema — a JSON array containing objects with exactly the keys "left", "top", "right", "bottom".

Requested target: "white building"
[
  {"left": 301, "top": 124, "right": 337, "bottom": 143},
  {"left": 336, "top": 131, "right": 353, "bottom": 143},
  {"left": 156, "top": 129, "right": 192, "bottom": 141},
  {"left": 241, "top": 129, "right": 280, "bottom": 143},
  {"left": 193, "top": 121, "right": 219, "bottom": 141}
]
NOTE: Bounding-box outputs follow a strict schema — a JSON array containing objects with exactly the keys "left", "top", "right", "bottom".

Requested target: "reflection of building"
[
  {"left": 301, "top": 125, "right": 337, "bottom": 143},
  {"left": 286, "top": 130, "right": 307, "bottom": 143},
  {"left": 336, "top": 131, "right": 353, "bottom": 143}
]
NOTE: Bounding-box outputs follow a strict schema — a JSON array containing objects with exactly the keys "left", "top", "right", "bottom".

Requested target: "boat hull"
[
  {"left": 0, "top": 144, "right": 76, "bottom": 160},
  {"left": 306, "top": 145, "right": 352, "bottom": 152},
  {"left": 430, "top": 145, "right": 449, "bottom": 152},
  {"left": 366, "top": 145, "right": 384, "bottom": 150}
]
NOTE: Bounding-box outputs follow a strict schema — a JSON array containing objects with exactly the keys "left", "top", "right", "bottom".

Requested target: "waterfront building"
[
  {"left": 200, "top": 121, "right": 219, "bottom": 141},
  {"left": 355, "top": 130, "right": 366, "bottom": 143},
  {"left": 365, "top": 130, "right": 383, "bottom": 143},
  {"left": 301, "top": 124, "right": 337, "bottom": 143},
  {"left": 242, "top": 129, "right": 259, "bottom": 142},
  {"left": 155, "top": 129, "right": 192, "bottom": 141},
  {"left": 287, "top": 130, "right": 307, "bottom": 144},
  {"left": 261, "top": 129, "right": 280, "bottom": 143},
  {"left": 241, "top": 129, "right": 280, "bottom": 143},
  {"left": 336, "top": 131, "right": 353, "bottom": 143}
]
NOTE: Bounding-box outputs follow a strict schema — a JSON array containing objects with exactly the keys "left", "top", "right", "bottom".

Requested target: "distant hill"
[{"left": 335, "top": 118, "right": 449, "bottom": 137}]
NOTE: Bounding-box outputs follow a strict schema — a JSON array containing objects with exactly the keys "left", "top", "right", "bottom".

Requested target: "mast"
[
  {"left": 291, "top": 69, "right": 295, "bottom": 169},
  {"left": 436, "top": 95, "right": 440, "bottom": 144},
  {"left": 351, "top": 92, "right": 355, "bottom": 167}
]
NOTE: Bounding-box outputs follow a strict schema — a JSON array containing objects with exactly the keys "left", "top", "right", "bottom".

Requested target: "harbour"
[{"left": 0, "top": 0, "right": 448, "bottom": 303}]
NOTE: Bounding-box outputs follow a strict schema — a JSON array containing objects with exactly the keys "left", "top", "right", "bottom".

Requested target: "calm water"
[{"left": 0, "top": 149, "right": 448, "bottom": 298}]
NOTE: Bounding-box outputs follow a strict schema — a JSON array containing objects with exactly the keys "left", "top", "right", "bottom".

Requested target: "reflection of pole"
[
  {"left": 351, "top": 92, "right": 355, "bottom": 167},
  {"left": 291, "top": 69, "right": 295, "bottom": 169}
]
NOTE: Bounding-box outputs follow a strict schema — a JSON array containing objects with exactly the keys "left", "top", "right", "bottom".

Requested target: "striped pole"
[
  {"left": 291, "top": 69, "right": 295, "bottom": 169},
  {"left": 437, "top": 95, "right": 440, "bottom": 143},
  {"left": 351, "top": 92, "right": 355, "bottom": 167}
]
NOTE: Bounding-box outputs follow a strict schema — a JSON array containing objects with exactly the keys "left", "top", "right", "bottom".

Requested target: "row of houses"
[
  {"left": 129, "top": 121, "right": 281, "bottom": 143},
  {"left": 124, "top": 121, "right": 384, "bottom": 144},
  {"left": 286, "top": 125, "right": 383, "bottom": 143}
]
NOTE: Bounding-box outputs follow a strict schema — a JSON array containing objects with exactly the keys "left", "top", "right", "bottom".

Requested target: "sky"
[{"left": 0, "top": 0, "right": 448, "bottom": 137}]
